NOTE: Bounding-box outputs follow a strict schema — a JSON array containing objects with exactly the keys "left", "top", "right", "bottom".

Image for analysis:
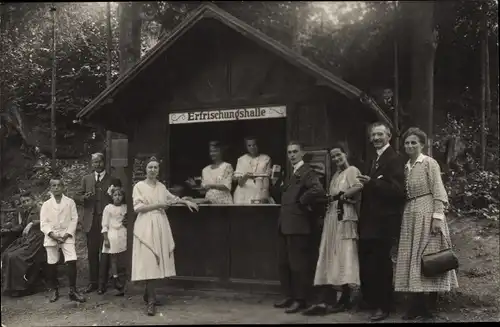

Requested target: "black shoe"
[
  {"left": 355, "top": 300, "right": 375, "bottom": 312},
  {"left": 69, "top": 288, "right": 86, "bottom": 303},
  {"left": 97, "top": 287, "right": 106, "bottom": 295},
  {"left": 146, "top": 302, "right": 156, "bottom": 316},
  {"left": 328, "top": 302, "right": 350, "bottom": 314},
  {"left": 48, "top": 288, "right": 59, "bottom": 303},
  {"left": 370, "top": 308, "right": 389, "bottom": 321},
  {"left": 112, "top": 276, "right": 124, "bottom": 291},
  {"left": 143, "top": 292, "right": 161, "bottom": 305},
  {"left": 285, "top": 301, "right": 307, "bottom": 314},
  {"left": 402, "top": 306, "right": 423, "bottom": 321},
  {"left": 84, "top": 283, "right": 98, "bottom": 293},
  {"left": 273, "top": 298, "right": 294, "bottom": 308},
  {"left": 302, "top": 303, "right": 328, "bottom": 316}
]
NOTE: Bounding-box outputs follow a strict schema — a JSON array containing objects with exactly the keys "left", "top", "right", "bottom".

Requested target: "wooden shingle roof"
[{"left": 77, "top": 3, "right": 392, "bottom": 127}]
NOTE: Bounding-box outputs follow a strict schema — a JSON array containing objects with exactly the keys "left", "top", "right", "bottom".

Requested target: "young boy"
[{"left": 40, "top": 174, "right": 85, "bottom": 303}]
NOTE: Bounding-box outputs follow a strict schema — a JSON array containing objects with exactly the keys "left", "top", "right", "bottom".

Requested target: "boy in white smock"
[{"left": 40, "top": 174, "right": 85, "bottom": 303}]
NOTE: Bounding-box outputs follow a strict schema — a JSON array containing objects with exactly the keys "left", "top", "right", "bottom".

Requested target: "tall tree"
[
  {"left": 480, "top": 2, "right": 490, "bottom": 170},
  {"left": 404, "top": 1, "right": 438, "bottom": 154}
]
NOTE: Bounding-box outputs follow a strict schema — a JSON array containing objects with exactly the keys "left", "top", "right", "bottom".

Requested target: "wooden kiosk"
[{"left": 77, "top": 4, "right": 392, "bottom": 293}]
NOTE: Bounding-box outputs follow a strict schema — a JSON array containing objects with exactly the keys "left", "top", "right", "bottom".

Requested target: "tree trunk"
[
  {"left": 479, "top": 8, "right": 488, "bottom": 170},
  {"left": 406, "top": 1, "right": 438, "bottom": 156},
  {"left": 118, "top": 2, "right": 142, "bottom": 74}
]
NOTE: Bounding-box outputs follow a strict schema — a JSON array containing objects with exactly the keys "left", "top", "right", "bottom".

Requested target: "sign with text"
[{"left": 169, "top": 106, "right": 286, "bottom": 124}]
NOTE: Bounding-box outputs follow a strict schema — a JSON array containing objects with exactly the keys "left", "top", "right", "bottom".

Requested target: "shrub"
[{"left": 434, "top": 114, "right": 499, "bottom": 221}]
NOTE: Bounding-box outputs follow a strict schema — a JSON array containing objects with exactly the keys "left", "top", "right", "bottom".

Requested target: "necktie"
[{"left": 370, "top": 157, "right": 379, "bottom": 174}]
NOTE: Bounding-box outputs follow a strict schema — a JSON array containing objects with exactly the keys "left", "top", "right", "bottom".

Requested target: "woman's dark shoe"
[
  {"left": 146, "top": 301, "right": 156, "bottom": 316},
  {"left": 328, "top": 302, "right": 351, "bottom": 314},
  {"left": 69, "top": 287, "right": 86, "bottom": 303},
  {"left": 302, "top": 303, "right": 328, "bottom": 316},
  {"left": 84, "top": 283, "right": 98, "bottom": 294},
  {"left": 370, "top": 308, "right": 390, "bottom": 321},
  {"left": 285, "top": 300, "right": 307, "bottom": 314},
  {"left": 273, "top": 298, "right": 294, "bottom": 308},
  {"left": 48, "top": 288, "right": 59, "bottom": 303},
  {"left": 143, "top": 292, "right": 161, "bottom": 305},
  {"left": 329, "top": 290, "right": 352, "bottom": 314}
]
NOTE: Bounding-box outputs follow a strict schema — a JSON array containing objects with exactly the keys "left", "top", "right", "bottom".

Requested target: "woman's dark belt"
[{"left": 406, "top": 192, "right": 432, "bottom": 201}]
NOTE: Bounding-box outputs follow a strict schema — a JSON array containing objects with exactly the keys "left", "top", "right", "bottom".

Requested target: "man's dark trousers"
[
  {"left": 87, "top": 212, "right": 110, "bottom": 288},
  {"left": 277, "top": 232, "right": 313, "bottom": 303},
  {"left": 359, "top": 238, "right": 394, "bottom": 312}
]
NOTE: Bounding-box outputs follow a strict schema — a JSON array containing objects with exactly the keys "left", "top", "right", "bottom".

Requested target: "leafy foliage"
[
  {"left": 1, "top": 1, "right": 499, "bottom": 222},
  {"left": 434, "top": 113, "right": 499, "bottom": 221}
]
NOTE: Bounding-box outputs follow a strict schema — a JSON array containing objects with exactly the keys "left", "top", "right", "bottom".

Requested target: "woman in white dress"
[
  {"left": 395, "top": 128, "right": 458, "bottom": 320},
  {"left": 131, "top": 156, "right": 199, "bottom": 316},
  {"left": 190, "top": 141, "right": 234, "bottom": 204},
  {"left": 233, "top": 137, "right": 272, "bottom": 204},
  {"left": 303, "top": 143, "right": 363, "bottom": 316}
]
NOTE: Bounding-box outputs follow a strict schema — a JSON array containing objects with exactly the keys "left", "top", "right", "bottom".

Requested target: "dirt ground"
[
  {"left": 1, "top": 216, "right": 499, "bottom": 326},
  {"left": 1, "top": 287, "right": 499, "bottom": 326}
]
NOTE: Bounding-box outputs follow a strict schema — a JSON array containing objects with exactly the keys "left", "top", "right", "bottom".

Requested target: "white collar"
[
  {"left": 376, "top": 143, "right": 391, "bottom": 158},
  {"left": 406, "top": 153, "right": 426, "bottom": 171},
  {"left": 293, "top": 160, "right": 305, "bottom": 173},
  {"left": 95, "top": 171, "right": 106, "bottom": 179},
  {"left": 50, "top": 194, "right": 69, "bottom": 206}
]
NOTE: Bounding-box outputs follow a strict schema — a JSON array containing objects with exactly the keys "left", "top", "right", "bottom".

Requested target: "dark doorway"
[{"left": 169, "top": 118, "right": 287, "bottom": 187}]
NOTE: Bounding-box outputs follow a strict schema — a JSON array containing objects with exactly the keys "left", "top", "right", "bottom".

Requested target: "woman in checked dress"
[
  {"left": 395, "top": 128, "right": 458, "bottom": 320},
  {"left": 132, "top": 156, "right": 199, "bottom": 316},
  {"left": 303, "top": 143, "right": 363, "bottom": 316}
]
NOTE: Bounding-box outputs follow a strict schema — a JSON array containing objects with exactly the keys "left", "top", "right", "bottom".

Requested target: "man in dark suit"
[
  {"left": 271, "top": 141, "right": 326, "bottom": 314},
  {"left": 357, "top": 122, "right": 405, "bottom": 321},
  {"left": 77, "top": 153, "right": 122, "bottom": 294}
]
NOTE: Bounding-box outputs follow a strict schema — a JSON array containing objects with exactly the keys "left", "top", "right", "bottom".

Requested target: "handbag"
[{"left": 421, "top": 230, "right": 459, "bottom": 277}]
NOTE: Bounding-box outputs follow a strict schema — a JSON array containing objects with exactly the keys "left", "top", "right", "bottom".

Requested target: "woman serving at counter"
[
  {"left": 131, "top": 156, "right": 199, "bottom": 316},
  {"left": 233, "top": 137, "right": 272, "bottom": 204},
  {"left": 188, "top": 141, "right": 234, "bottom": 204}
]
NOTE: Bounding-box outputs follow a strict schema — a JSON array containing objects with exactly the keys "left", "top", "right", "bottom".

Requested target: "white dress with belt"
[{"left": 131, "top": 180, "right": 178, "bottom": 281}]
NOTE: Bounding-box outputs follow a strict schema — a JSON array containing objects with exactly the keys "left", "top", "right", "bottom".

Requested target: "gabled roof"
[{"left": 77, "top": 3, "right": 391, "bottom": 127}]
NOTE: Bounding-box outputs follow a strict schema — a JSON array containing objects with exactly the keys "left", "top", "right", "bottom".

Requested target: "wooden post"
[
  {"left": 480, "top": 6, "right": 487, "bottom": 170},
  {"left": 0, "top": 2, "right": 5, "bottom": 194},
  {"left": 393, "top": 1, "right": 400, "bottom": 151},
  {"left": 105, "top": 1, "right": 112, "bottom": 172},
  {"left": 50, "top": 4, "right": 57, "bottom": 172}
]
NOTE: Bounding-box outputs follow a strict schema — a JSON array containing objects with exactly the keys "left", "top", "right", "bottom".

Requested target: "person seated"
[
  {"left": 1, "top": 191, "right": 46, "bottom": 297},
  {"left": 187, "top": 141, "right": 234, "bottom": 204},
  {"left": 233, "top": 137, "right": 273, "bottom": 204},
  {"left": 1, "top": 197, "right": 25, "bottom": 254}
]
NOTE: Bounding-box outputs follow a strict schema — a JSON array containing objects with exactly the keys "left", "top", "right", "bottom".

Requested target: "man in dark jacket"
[
  {"left": 271, "top": 141, "right": 326, "bottom": 314},
  {"left": 77, "top": 153, "right": 122, "bottom": 294},
  {"left": 357, "top": 122, "right": 406, "bottom": 321}
]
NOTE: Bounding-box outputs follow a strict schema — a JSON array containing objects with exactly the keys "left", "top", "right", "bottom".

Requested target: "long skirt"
[
  {"left": 314, "top": 204, "right": 360, "bottom": 288},
  {"left": 395, "top": 194, "right": 458, "bottom": 292},
  {"left": 131, "top": 210, "right": 176, "bottom": 281},
  {"left": 1, "top": 230, "right": 45, "bottom": 293}
]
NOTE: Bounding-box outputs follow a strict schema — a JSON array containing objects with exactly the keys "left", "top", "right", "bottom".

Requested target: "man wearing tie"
[
  {"left": 271, "top": 141, "right": 326, "bottom": 314},
  {"left": 357, "top": 122, "right": 405, "bottom": 321},
  {"left": 78, "top": 153, "right": 122, "bottom": 294}
]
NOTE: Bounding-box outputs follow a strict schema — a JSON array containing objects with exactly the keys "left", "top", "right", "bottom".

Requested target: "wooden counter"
[{"left": 165, "top": 204, "right": 282, "bottom": 293}]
